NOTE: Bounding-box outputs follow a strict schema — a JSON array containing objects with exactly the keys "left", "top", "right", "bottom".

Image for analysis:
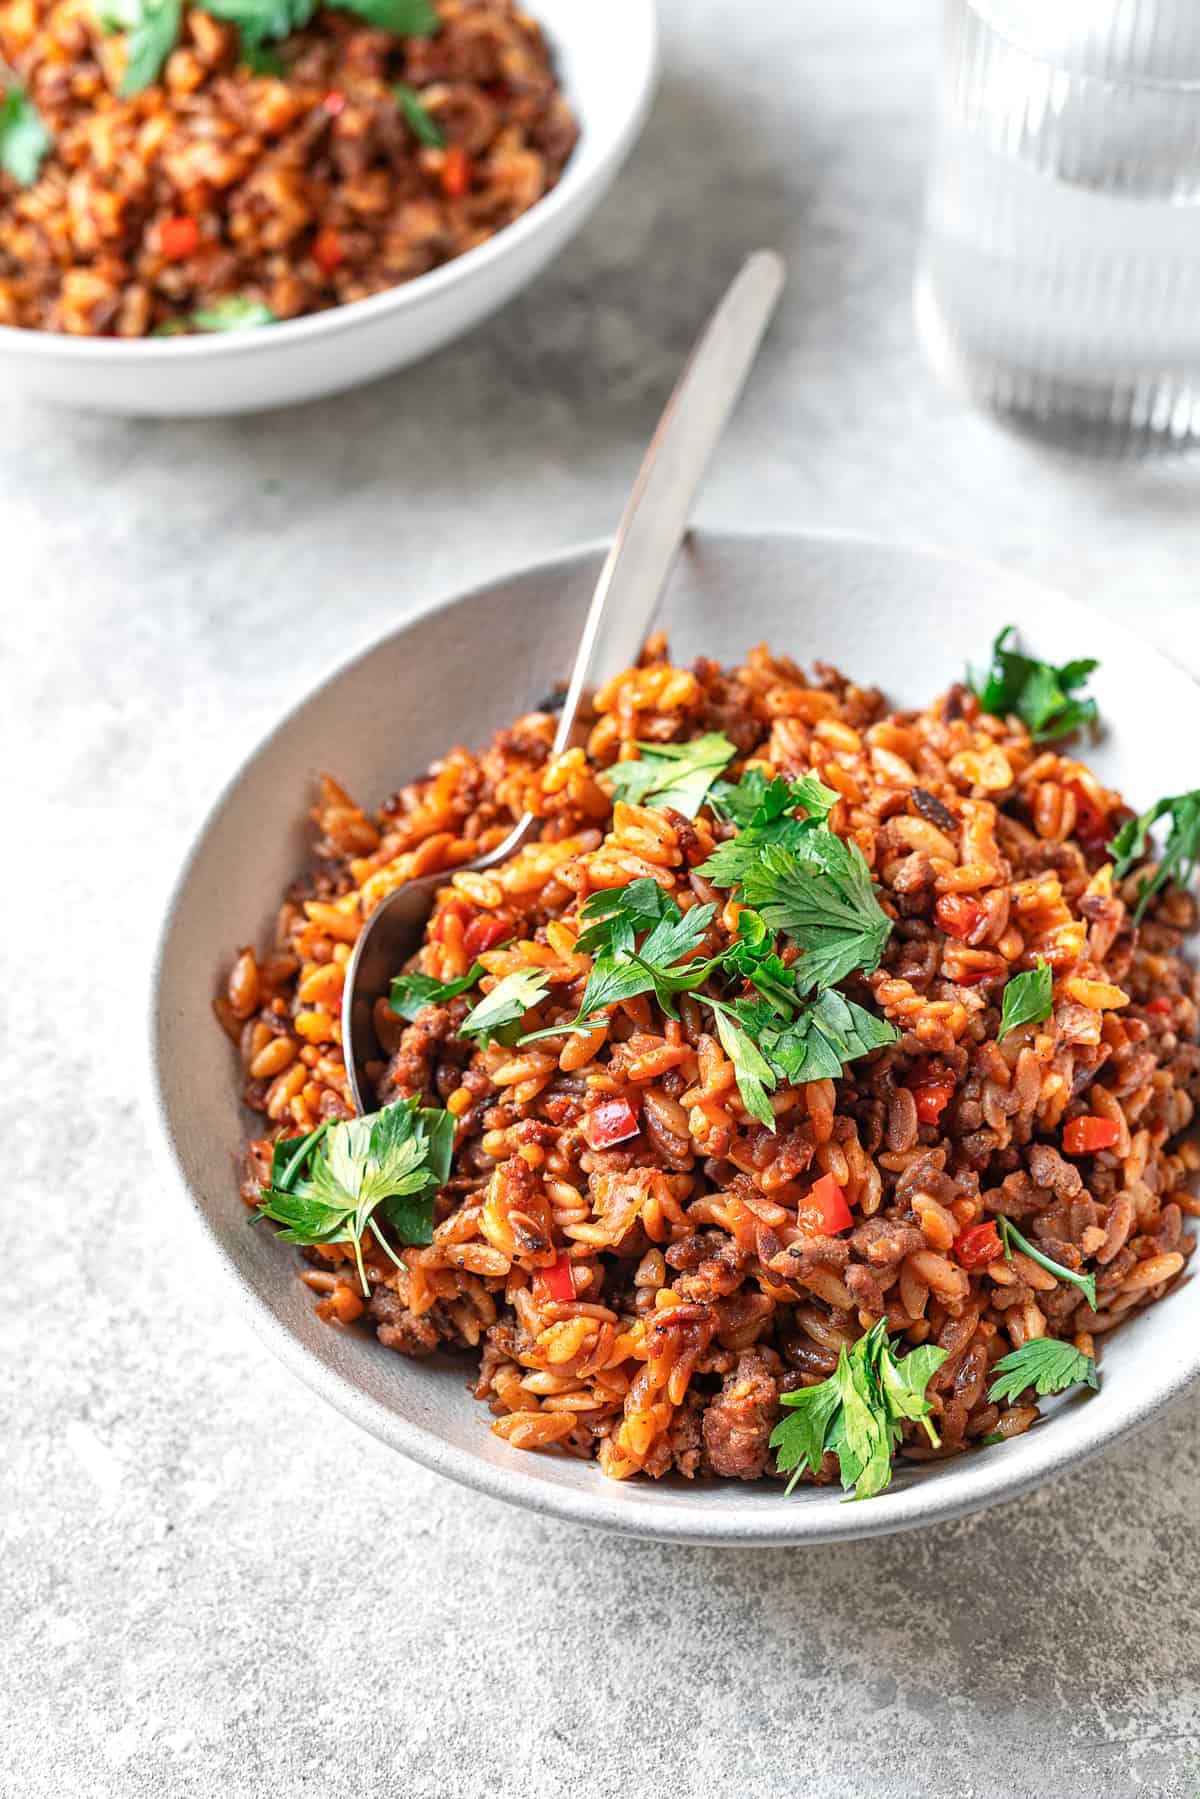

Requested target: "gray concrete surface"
[{"left": 5, "top": 1, "right": 1200, "bottom": 1794}]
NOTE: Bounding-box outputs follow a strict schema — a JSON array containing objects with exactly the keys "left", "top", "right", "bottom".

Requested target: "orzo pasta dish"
[
  {"left": 0, "top": 0, "right": 576, "bottom": 336},
  {"left": 217, "top": 630, "right": 1199, "bottom": 1496}
]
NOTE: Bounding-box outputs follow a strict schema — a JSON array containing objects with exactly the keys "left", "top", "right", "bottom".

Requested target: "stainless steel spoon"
[{"left": 342, "top": 248, "right": 787, "bottom": 1114}]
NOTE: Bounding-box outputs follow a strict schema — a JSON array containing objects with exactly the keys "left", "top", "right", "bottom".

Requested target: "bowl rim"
[
  {"left": 144, "top": 526, "right": 1200, "bottom": 1545},
  {"left": 0, "top": 0, "right": 659, "bottom": 364}
]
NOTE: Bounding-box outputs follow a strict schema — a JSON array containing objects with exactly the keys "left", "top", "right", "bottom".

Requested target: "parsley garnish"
[
  {"left": 118, "top": 0, "right": 182, "bottom": 94},
  {"left": 968, "top": 626, "right": 1099, "bottom": 743},
  {"left": 390, "top": 959, "right": 488, "bottom": 1022},
  {"left": 998, "top": 959, "right": 1053, "bottom": 1038},
  {"left": 530, "top": 886, "right": 720, "bottom": 1033},
  {"left": 0, "top": 73, "right": 51, "bottom": 186},
  {"left": 1109, "top": 788, "right": 1200, "bottom": 923},
  {"left": 751, "top": 987, "right": 898, "bottom": 1083},
  {"left": 987, "top": 1338, "right": 1097, "bottom": 1406},
  {"left": 154, "top": 296, "right": 278, "bottom": 335},
  {"left": 526, "top": 876, "right": 897, "bottom": 1125},
  {"left": 106, "top": 0, "right": 436, "bottom": 92},
  {"left": 605, "top": 733, "right": 736, "bottom": 818},
  {"left": 257, "top": 1097, "right": 454, "bottom": 1294},
  {"left": 700, "top": 770, "right": 838, "bottom": 890},
  {"left": 460, "top": 968, "right": 551, "bottom": 1045},
  {"left": 735, "top": 830, "right": 893, "bottom": 993},
  {"left": 997, "top": 1216, "right": 1097, "bottom": 1310},
  {"left": 708, "top": 1003, "right": 778, "bottom": 1129},
  {"left": 394, "top": 81, "right": 445, "bottom": 146},
  {"left": 770, "top": 1321, "right": 947, "bottom": 1501}
]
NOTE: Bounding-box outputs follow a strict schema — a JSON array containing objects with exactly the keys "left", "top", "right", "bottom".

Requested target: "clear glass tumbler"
[{"left": 915, "top": 0, "right": 1200, "bottom": 451}]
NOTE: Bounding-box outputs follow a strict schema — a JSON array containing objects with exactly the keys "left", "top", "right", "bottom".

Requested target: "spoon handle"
[{"left": 551, "top": 248, "right": 786, "bottom": 756}]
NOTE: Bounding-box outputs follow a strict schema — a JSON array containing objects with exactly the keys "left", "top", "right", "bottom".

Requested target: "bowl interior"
[{"left": 148, "top": 529, "right": 1199, "bottom": 1544}]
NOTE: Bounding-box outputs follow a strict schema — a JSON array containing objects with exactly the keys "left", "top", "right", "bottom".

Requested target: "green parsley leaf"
[
  {"left": 552, "top": 889, "right": 720, "bottom": 1031},
  {"left": 605, "top": 733, "right": 736, "bottom": 819},
  {"left": 573, "top": 879, "right": 675, "bottom": 958},
  {"left": 343, "top": 0, "right": 438, "bottom": 30},
  {"left": 760, "top": 987, "right": 898, "bottom": 1085},
  {"left": 737, "top": 832, "right": 893, "bottom": 993},
  {"left": 968, "top": 626, "right": 1099, "bottom": 743},
  {"left": 267, "top": 1121, "right": 331, "bottom": 1194},
  {"left": 390, "top": 959, "right": 488, "bottom": 1022},
  {"left": 987, "top": 1338, "right": 1098, "bottom": 1407},
  {"left": 0, "top": 75, "right": 51, "bottom": 187},
  {"left": 998, "top": 959, "right": 1053, "bottom": 1038},
  {"left": 719, "top": 909, "right": 801, "bottom": 1017},
  {"left": 192, "top": 295, "right": 279, "bottom": 330},
  {"left": 770, "top": 1322, "right": 947, "bottom": 1501},
  {"left": 203, "top": 0, "right": 316, "bottom": 45},
  {"left": 118, "top": 0, "right": 182, "bottom": 94},
  {"left": 257, "top": 1096, "right": 453, "bottom": 1292},
  {"left": 394, "top": 80, "right": 445, "bottom": 145},
  {"left": 460, "top": 968, "right": 551, "bottom": 1046},
  {"left": 700, "top": 771, "right": 839, "bottom": 891},
  {"left": 240, "top": 39, "right": 285, "bottom": 72},
  {"left": 709, "top": 767, "right": 837, "bottom": 830},
  {"left": 997, "top": 1216, "right": 1097, "bottom": 1311},
  {"left": 708, "top": 1002, "right": 778, "bottom": 1130},
  {"left": 1109, "top": 788, "right": 1200, "bottom": 923},
  {"left": 153, "top": 295, "right": 279, "bottom": 336}
]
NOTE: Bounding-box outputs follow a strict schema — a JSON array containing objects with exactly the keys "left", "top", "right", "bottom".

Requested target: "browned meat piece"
[
  {"left": 368, "top": 1286, "right": 440, "bottom": 1359},
  {"left": 381, "top": 1003, "right": 454, "bottom": 1105},
  {"left": 702, "top": 1349, "right": 781, "bottom": 1481},
  {"left": 849, "top": 1217, "right": 926, "bottom": 1266},
  {"left": 1027, "top": 1144, "right": 1084, "bottom": 1200}
]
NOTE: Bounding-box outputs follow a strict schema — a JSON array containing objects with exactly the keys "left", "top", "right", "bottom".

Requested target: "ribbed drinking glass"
[{"left": 915, "top": 0, "right": 1200, "bottom": 450}]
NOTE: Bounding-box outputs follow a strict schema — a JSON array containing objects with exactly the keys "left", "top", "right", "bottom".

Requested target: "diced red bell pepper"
[
  {"left": 912, "top": 1081, "right": 955, "bottom": 1123},
  {"left": 1145, "top": 997, "right": 1174, "bottom": 1016},
  {"left": 584, "top": 1096, "right": 640, "bottom": 1151},
  {"left": 1063, "top": 1114, "right": 1121, "bottom": 1155},
  {"left": 313, "top": 227, "right": 345, "bottom": 275},
  {"left": 533, "top": 1254, "right": 576, "bottom": 1307},
  {"left": 794, "top": 1172, "right": 853, "bottom": 1236},
  {"left": 936, "top": 893, "right": 988, "bottom": 941},
  {"left": 322, "top": 89, "right": 345, "bottom": 115},
  {"left": 954, "top": 1220, "right": 1003, "bottom": 1269},
  {"left": 954, "top": 966, "right": 996, "bottom": 988},
  {"left": 160, "top": 215, "right": 199, "bottom": 260},
  {"left": 1067, "top": 781, "right": 1110, "bottom": 847},
  {"left": 463, "top": 915, "right": 509, "bottom": 957},
  {"left": 440, "top": 144, "right": 471, "bottom": 198}
]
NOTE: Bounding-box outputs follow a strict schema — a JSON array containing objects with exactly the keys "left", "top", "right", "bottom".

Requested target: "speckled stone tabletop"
[{"left": 5, "top": 2, "right": 1200, "bottom": 1795}]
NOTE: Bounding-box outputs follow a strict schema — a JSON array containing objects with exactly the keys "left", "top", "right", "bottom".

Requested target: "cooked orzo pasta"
[
  {"left": 218, "top": 636, "right": 1199, "bottom": 1493},
  {"left": 0, "top": 0, "right": 576, "bottom": 336}
]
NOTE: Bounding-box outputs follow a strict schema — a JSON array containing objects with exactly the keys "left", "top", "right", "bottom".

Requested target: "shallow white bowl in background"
[
  {"left": 147, "top": 530, "right": 1199, "bottom": 1544},
  {"left": 1, "top": 0, "right": 658, "bottom": 417}
]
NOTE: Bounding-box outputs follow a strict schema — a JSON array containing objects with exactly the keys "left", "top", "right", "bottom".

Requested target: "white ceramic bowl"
[
  {"left": 147, "top": 529, "right": 1199, "bottom": 1544},
  {"left": 1, "top": 0, "right": 657, "bottom": 417}
]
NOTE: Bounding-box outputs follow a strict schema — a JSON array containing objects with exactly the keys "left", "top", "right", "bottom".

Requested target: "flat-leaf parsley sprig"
[
  {"left": 998, "top": 959, "right": 1053, "bottom": 1038},
  {"left": 257, "top": 1096, "right": 455, "bottom": 1294},
  {"left": 987, "top": 1338, "right": 1097, "bottom": 1406},
  {"left": 997, "top": 1215, "right": 1097, "bottom": 1310},
  {"left": 0, "top": 70, "right": 51, "bottom": 186},
  {"left": 605, "top": 732, "right": 736, "bottom": 818},
  {"left": 968, "top": 626, "right": 1099, "bottom": 743},
  {"left": 770, "top": 1321, "right": 947, "bottom": 1501},
  {"left": 101, "top": 0, "right": 439, "bottom": 94},
  {"left": 1109, "top": 787, "right": 1200, "bottom": 923}
]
